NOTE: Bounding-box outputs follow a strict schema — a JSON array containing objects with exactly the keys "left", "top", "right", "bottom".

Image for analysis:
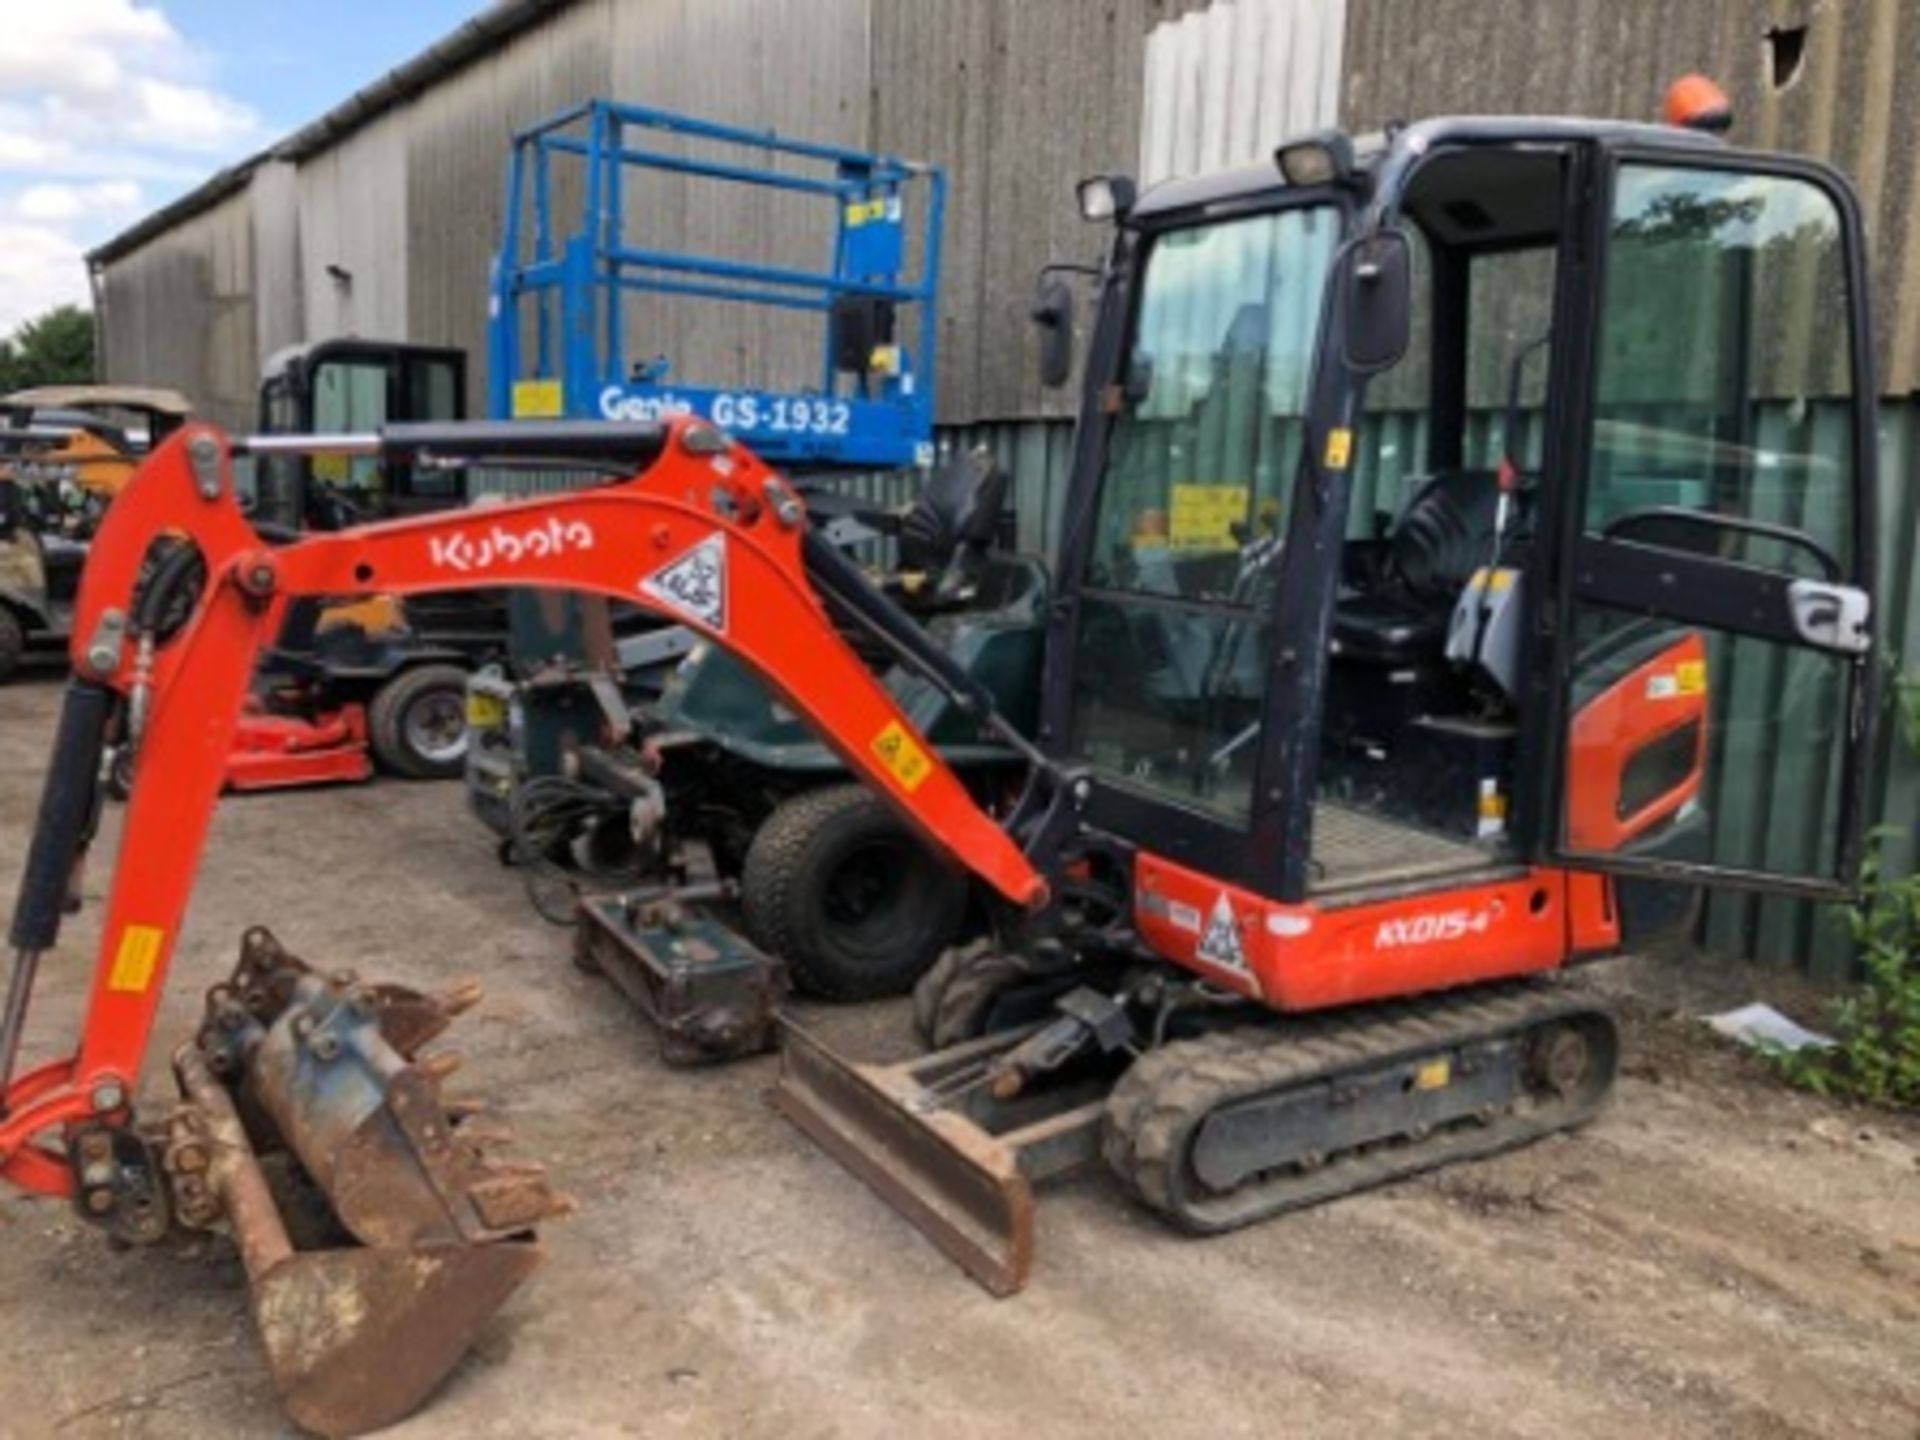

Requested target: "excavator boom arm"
[{"left": 1, "top": 417, "right": 1044, "bottom": 1199}]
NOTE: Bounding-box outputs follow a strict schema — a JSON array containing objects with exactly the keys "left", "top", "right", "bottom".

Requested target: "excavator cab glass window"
[{"left": 1067, "top": 205, "right": 1340, "bottom": 822}]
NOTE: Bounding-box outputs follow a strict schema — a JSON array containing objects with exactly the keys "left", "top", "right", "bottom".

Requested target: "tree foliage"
[
  {"left": 1769, "top": 670, "right": 1920, "bottom": 1110},
  {"left": 0, "top": 306, "right": 96, "bottom": 392}
]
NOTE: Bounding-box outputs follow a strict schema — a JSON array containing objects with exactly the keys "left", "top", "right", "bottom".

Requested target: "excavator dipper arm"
[{"left": 0, "top": 415, "right": 1045, "bottom": 1196}]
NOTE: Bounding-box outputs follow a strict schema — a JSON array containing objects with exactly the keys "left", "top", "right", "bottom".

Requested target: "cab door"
[{"left": 1544, "top": 154, "right": 1877, "bottom": 898}]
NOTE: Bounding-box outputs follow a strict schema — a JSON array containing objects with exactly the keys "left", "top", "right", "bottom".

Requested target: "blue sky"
[{"left": 0, "top": 0, "right": 486, "bottom": 335}]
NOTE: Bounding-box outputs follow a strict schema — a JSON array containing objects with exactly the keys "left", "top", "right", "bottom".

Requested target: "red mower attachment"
[{"left": 225, "top": 700, "right": 373, "bottom": 791}]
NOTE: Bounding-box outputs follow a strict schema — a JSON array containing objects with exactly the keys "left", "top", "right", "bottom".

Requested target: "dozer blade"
[
  {"left": 772, "top": 1019, "right": 1108, "bottom": 1297},
  {"left": 173, "top": 929, "right": 571, "bottom": 1437}
]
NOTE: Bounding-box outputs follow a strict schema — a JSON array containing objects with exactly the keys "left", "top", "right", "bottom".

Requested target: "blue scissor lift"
[{"left": 488, "top": 99, "right": 944, "bottom": 473}]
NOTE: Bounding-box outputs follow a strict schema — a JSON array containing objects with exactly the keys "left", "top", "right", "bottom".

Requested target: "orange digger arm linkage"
[{"left": 0, "top": 417, "right": 1046, "bottom": 1199}]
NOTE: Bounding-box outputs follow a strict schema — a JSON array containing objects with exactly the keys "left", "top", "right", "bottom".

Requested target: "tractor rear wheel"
[
  {"left": 741, "top": 782, "right": 967, "bottom": 1000},
  {"left": 368, "top": 664, "right": 472, "bottom": 779},
  {"left": 0, "top": 606, "right": 23, "bottom": 684}
]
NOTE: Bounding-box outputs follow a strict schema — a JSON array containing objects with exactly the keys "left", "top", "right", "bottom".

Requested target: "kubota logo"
[
  {"left": 427, "top": 518, "right": 596, "bottom": 573},
  {"left": 1374, "top": 908, "right": 1495, "bottom": 948}
]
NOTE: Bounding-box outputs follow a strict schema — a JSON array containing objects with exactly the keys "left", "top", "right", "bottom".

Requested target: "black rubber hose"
[
  {"left": 800, "top": 528, "right": 999, "bottom": 722},
  {"left": 8, "top": 681, "right": 113, "bottom": 952},
  {"left": 132, "top": 539, "right": 206, "bottom": 634}
]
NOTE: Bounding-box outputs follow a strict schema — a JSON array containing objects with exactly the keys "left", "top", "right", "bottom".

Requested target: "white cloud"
[
  {"left": 0, "top": 222, "right": 95, "bottom": 336},
  {"left": 14, "top": 180, "right": 142, "bottom": 223},
  {"left": 0, "top": 0, "right": 262, "bottom": 336}
]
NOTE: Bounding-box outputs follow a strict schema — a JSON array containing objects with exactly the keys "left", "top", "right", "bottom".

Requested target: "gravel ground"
[{"left": 1, "top": 668, "right": 1916, "bottom": 1439}]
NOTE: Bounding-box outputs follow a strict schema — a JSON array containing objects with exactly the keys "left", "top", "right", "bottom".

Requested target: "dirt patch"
[{"left": 1, "top": 674, "right": 1916, "bottom": 1439}]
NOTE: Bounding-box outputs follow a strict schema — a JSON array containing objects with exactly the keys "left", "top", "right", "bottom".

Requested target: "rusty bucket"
[{"left": 171, "top": 929, "right": 569, "bottom": 1437}]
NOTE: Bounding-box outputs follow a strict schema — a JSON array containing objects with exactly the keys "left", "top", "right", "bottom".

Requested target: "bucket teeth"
[
  {"left": 450, "top": 1121, "right": 517, "bottom": 1149},
  {"left": 418, "top": 1051, "right": 463, "bottom": 1083},
  {"left": 436, "top": 979, "right": 485, "bottom": 1019}
]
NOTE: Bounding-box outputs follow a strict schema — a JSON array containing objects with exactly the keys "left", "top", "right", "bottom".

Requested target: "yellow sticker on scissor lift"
[
  {"left": 871, "top": 720, "right": 933, "bottom": 793},
  {"left": 107, "top": 925, "right": 165, "bottom": 994},
  {"left": 511, "top": 378, "right": 564, "bottom": 419},
  {"left": 1675, "top": 659, "right": 1706, "bottom": 695}
]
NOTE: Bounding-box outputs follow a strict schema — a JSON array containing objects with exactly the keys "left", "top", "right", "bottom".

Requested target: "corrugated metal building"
[
  {"left": 91, "top": 0, "right": 1217, "bottom": 433},
  {"left": 89, "top": 0, "right": 1919, "bottom": 974}
]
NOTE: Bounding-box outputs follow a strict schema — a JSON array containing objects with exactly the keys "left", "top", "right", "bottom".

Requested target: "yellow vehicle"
[{"left": 0, "top": 388, "right": 192, "bottom": 679}]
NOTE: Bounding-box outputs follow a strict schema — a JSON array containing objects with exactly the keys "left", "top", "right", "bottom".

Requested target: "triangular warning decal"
[
  {"left": 1195, "top": 892, "right": 1248, "bottom": 974},
  {"left": 638, "top": 533, "right": 727, "bottom": 633}
]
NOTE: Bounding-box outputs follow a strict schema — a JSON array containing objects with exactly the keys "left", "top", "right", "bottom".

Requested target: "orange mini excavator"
[{"left": 0, "top": 91, "right": 1883, "bottom": 1436}]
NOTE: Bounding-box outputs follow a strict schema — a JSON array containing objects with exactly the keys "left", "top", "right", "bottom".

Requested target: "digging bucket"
[{"left": 173, "top": 929, "right": 569, "bottom": 1436}]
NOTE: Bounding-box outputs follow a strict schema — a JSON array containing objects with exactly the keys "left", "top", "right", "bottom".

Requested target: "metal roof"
[
  {"left": 89, "top": 0, "right": 578, "bottom": 267},
  {"left": 2, "top": 385, "right": 194, "bottom": 416}
]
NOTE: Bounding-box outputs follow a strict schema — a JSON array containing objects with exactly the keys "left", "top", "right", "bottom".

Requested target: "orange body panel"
[
  {"left": 0, "top": 419, "right": 1047, "bottom": 1198},
  {"left": 1133, "top": 852, "right": 1581, "bottom": 1013},
  {"left": 1565, "top": 632, "right": 1707, "bottom": 854}
]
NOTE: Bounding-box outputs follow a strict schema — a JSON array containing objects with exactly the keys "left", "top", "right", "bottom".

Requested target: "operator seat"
[
  {"left": 898, "top": 446, "right": 1009, "bottom": 574},
  {"left": 1330, "top": 468, "right": 1500, "bottom": 666}
]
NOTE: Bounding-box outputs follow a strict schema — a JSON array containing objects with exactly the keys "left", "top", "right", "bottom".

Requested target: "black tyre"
[
  {"left": 0, "top": 606, "right": 23, "bottom": 684},
  {"left": 911, "top": 942, "right": 1032, "bottom": 1047},
  {"left": 367, "top": 663, "right": 472, "bottom": 779},
  {"left": 741, "top": 782, "right": 968, "bottom": 1000},
  {"left": 105, "top": 745, "right": 135, "bottom": 802}
]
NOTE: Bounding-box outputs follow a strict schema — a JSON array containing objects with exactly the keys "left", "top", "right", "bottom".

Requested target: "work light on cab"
[{"left": 1274, "top": 130, "right": 1355, "bottom": 187}]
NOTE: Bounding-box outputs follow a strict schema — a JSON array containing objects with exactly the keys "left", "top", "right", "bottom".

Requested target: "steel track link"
[{"left": 1101, "top": 981, "right": 1618, "bottom": 1233}]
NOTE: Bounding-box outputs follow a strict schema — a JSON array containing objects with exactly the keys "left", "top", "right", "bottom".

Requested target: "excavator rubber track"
[{"left": 1101, "top": 981, "right": 1618, "bottom": 1234}]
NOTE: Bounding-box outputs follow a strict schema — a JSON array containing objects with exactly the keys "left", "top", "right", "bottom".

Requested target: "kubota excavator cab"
[{"left": 777, "top": 101, "right": 1882, "bottom": 1289}]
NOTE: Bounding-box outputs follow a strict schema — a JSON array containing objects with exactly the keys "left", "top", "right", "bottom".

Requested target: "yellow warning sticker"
[
  {"left": 1413, "top": 1057, "right": 1452, "bottom": 1092},
  {"left": 1675, "top": 659, "right": 1706, "bottom": 695},
  {"left": 466, "top": 691, "right": 506, "bottom": 729},
  {"left": 871, "top": 720, "right": 934, "bottom": 793},
  {"left": 107, "top": 925, "right": 165, "bottom": 994},
  {"left": 511, "top": 378, "right": 564, "bottom": 419},
  {"left": 1323, "top": 427, "right": 1353, "bottom": 470},
  {"left": 1167, "top": 483, "right": 1249, "bottom": 551}
]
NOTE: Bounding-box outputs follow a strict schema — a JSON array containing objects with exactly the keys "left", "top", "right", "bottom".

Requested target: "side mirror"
[
  {"left": 1340, "top": 230, "right": 1413, "bottom": 374},
  {"left": 1032, "top": 274, "right": 1076, "bottom": 389}
]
